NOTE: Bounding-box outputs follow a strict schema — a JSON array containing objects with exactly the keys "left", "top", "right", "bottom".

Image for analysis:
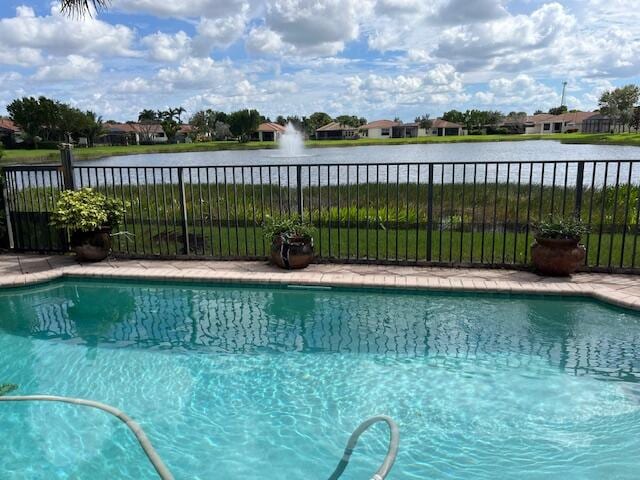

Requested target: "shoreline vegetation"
[{"left": 2, "top": 132, "right": 640, "bottom": 166}]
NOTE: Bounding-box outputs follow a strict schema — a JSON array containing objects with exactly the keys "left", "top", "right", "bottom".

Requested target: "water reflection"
[{"left": 1, "top": 281, "right": 639, "bottom": 382}]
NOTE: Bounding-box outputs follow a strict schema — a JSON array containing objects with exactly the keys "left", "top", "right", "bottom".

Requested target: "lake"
[
  {"left": 86, "top": 140, "right": 640, "bottom": 167},
  {"left": 8, "top": 141, "right": 640, "bottom": 191}
]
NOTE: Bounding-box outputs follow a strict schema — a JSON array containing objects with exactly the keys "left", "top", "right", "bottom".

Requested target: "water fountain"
[{"left": 272, "top": 123, "right": 312, "bottom": 158}]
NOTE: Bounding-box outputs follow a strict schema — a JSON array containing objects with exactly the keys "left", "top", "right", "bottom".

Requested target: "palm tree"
[
  {"left": 60, "top": 0, "right": 110, "bottom": 17},
  {"left": 174, "top": 107, "right": 186, "bottom": 124}
]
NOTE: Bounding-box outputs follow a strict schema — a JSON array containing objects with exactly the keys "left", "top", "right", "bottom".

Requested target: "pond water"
[{"left": 86, "top": 140, "right": 640, "bottom": 167}]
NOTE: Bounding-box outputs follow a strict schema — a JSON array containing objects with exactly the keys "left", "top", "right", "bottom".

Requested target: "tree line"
[
  {"left": 6, "top": 96, "right": 104, "bottom": 148},
  {"left": 4, "top": 84, "right": 640, "bottom": 150}
]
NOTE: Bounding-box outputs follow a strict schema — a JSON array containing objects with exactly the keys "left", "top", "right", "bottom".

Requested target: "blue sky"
[{"left": 0, "top": 0, "right": 638, "bottom": 122}]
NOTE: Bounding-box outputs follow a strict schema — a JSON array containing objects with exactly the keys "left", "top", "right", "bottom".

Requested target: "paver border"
[{"left": 0, "top": 262, "right": 639, "bottom": 312}]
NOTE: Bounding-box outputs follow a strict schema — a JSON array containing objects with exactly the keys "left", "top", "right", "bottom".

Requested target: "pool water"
[{"left": 1, "top": 280, "right": 639, "bottom": 479}]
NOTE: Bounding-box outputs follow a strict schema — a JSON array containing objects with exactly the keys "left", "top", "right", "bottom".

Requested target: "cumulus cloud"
[
  {"left": 0, "top": 0, "right": 639, "bottom": 121},
  {"left": 0, "top": 6, "right": 137, "bottom": 58},
  {"left": 156, "top": 57, "right": 245, "bottom": 90},
  {"left": 259, "top": 0, "right": 372, "bottom": 56},
  {"left": 142, "top": 31, "right": 192, "bottom": 62},
  {"left": 113, "top": 0, "right": 247, "bottom": 19},
  {"left": 32, "top": 55, "right": 102, "bottom": 81}
]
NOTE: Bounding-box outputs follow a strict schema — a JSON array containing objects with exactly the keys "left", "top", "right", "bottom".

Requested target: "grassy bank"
[{"left": 3, "top": 132, "right": 640, "bottom": 166}]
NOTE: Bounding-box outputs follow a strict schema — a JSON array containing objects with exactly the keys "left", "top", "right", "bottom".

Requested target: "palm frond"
[{"left": 60, "top": 0, "right": 110, "bottom": 18}]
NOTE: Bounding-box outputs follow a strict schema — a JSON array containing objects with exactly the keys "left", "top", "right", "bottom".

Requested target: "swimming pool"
[{"left": 1, "top": 279, "right": 639, "bottom": 479}]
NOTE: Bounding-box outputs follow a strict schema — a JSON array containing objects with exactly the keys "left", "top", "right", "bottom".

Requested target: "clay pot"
[
  {"left": 271, "top": 235, "right": 314, "bottom": 269},
  {"left": 70, "top": 227, "right": 112, "bottom": 262},
  {"left": 531, "top": 237, "right": 586, "bottom": 276}
]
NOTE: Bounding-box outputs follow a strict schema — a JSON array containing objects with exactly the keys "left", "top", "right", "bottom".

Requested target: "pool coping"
[{"left": 1, "top": 257, "right": 640, "bottom": 311}]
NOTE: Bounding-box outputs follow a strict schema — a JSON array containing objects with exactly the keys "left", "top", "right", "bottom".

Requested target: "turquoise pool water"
[{"left": 1, "top": 280, "right": 639, "bottom": 479}]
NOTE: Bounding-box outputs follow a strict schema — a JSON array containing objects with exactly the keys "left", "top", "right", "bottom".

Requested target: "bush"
[
  {"left": 263, "top": 215, "right": 315, "bottom": 243},
  {"left": 50, "top": 188, "right": 127, "bottom": 233},
  {"left": 533, "top": 215, "right": 589, "bottom": 240}
]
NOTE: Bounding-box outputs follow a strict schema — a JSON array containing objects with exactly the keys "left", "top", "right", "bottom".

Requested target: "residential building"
[
  {"left": 252, "top": 122, "right": 286, "bottom": 142},
  {"left": 315, "top": 122, "right": 359, "bottom": 140},
  {"left": 359, "top": 120, "right": 398, "bottom": 139},
  {"left": 360, "top": 119, "right": 463, "bottom": 138},
  {"left": 0, "top": 118, "right": 20, "bottom": 147},
  {"left": 524, "top": 112, "right": 597, "bottom": 134},
  {"left": 176, "top": 124, "right": 195, "bottom": 143},
  {"left": 101, "top": 123, "right": 139, "bottom": 145},
  {"left": 429, "top": 119, "right": 464, "bottom": 136},
  {"left": 581, "top": 114, "right": 613, "bottom": 133},
  {"left": 100, "top": 123, "right": 167, "bottom": 145}
]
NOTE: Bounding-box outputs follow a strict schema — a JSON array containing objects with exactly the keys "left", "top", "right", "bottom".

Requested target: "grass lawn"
[{"left": 2, "top": 132, "right": 640, "bottom": 166}]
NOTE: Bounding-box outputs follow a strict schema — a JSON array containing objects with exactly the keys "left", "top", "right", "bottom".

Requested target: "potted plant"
[
  {"left": 531, "top": 216, "right": 589, "bottom": 276},
  {"left": 264, "top": 215, "right": 315, "bottom": 269},
  {"left": 50, "top": 188, "right": 127, "bottom": 262}
]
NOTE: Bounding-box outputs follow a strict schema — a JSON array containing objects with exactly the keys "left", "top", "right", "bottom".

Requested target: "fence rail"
[{"left": 3, "top": 154, "right": 640, "bottom": 272}]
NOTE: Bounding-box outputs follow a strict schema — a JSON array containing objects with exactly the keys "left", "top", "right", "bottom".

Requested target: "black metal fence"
[{"left": 3, "top": 156, "right": 640, "bottom": 272}]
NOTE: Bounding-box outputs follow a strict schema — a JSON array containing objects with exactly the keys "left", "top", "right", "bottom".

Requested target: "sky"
[{"left": 0, "top": 0, "right": 638, "bottom": 122}]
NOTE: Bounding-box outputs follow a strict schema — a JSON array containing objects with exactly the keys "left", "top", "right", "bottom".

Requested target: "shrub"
[
  {"left": 50, "top": 188, "right": 127, "bottom": 232},
  {"left": 533, "top": 215, "right": 589, "bottom": 240},
  {"left": 263, "top": 215, "right": 315, "bottom": 243}
]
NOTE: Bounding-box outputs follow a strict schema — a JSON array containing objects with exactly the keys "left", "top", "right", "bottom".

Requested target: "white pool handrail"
[
  {"left": 0, "top": 395, "right": 174, "bottom": 480},
  {"left": 1, "top": 394, "right": 398, "bottom": 480},
  {"left": 328, "top": 414, "right": 400, "bottom": 480}
]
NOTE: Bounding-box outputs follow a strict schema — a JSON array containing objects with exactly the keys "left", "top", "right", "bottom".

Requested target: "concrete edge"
[{"left": 1, "top": 265, "right": 639, "bottom": 311}]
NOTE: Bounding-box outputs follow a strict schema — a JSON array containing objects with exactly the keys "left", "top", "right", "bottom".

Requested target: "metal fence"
[{"left": 3, "top": 155, "right": 640, "bottom": 272}]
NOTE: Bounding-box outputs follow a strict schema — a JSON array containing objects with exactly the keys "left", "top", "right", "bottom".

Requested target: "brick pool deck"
[{"left": 1, "top": 254, "right": 640, "bottom": 310}]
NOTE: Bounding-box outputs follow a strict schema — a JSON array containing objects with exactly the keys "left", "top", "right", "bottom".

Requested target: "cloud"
[
  {"left": 192, "top": 10, "right": 248, "bottom": 54},
  {"left": 32, "top": 55, "right": 102, "bottom": 81},
  {"left": 258, "top": 0, "right": 372, "bottom": 56},
  {"left": 0, "top": 6, "right": 137, "bottom": 58},
  {"left": 156, "top": 57, "right": 245, "bottom": 90},
  {"left": 112, "top": 0, "right": 248, "bottom": 19},
  {"left": 142, "top": 31, "right": 192, "bottom": 62},
  {"left": 432, "top": 0, "right": 507, "bottom": 25}
]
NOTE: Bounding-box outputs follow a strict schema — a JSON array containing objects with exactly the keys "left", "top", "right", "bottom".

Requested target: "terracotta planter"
[
  {"left": 70, "top": 227, "right": 112, "bottom": 262},
  {"left": 531, "top": 237, "right": 585, "bottom": 276},
  {"left": 271, "top": 235, "right": 314, "bottom": 269}
]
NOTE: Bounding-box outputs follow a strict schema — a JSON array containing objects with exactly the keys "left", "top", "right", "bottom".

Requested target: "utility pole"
[{"left": 560, "top": 81, "right": 568, "bottom": 107}]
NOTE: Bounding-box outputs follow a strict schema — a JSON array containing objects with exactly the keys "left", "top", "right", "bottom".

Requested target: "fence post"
[
  {"left": 296, "top": 165, "right": 303, "bottom": 220},
  {"left": 0, "top": 168, "right": 13, "bottom": 249},
  {"left": 574, "top": 161, "right": 585, "bottom": 218},
  {"left": 178, "top": 167, "right": 190, "bottom": 255},
  {"left": 426, "top": 163, "right": 434, "bottom": 262},
  {"left": 59, "top": 144, "right": 75, "bottom": 190}
]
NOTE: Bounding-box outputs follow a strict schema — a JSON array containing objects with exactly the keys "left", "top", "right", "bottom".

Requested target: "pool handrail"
[
  {"left": 328, "top": 414, "right": 400, "bottom": 480},
  {"left": 0, "top": 395, "right": 174, "bottom": 480},
  {"left": 1, "top": 395, "right": 398, "bottom": 480}
]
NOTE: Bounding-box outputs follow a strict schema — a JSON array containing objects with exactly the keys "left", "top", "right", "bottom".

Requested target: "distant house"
[
  {"left": 581, "top": 114, "right": 613, "bottom": 133},
  {"left": 524, "top": 112, "right": 597, "bottom": 134},
  {"left": 359, "top": 120, "right": 398, "bottom": 138},
  {"left": 429, "top": 119, "right": 463, "bottom": 136},
  {"left": 101, "top": 123, "right": 139, "bottom": 145},
  {"left": 360, "top": 119, "right": 463, "bottom": 138},
  {"left": 101, "top": 123, "right": 167, "bottom": 145},
  {"left": 315, "top": 122, "right": 358, "bottom": 140},
  {"left": 253, "top": 122, "right": 286, "bottom": 142},
  {"left": 176, "top": 124, "right": 195, "bottom": 143},
  {"left": 0, "top": 118, "right": 21, "bottom": 147}
]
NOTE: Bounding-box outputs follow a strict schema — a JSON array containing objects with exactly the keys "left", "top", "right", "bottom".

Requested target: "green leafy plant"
[
  {"left": 50, "top": 188, "right": 127, "bottom": 233},
  {"left": 0, "top": 383, "right": 17, "bottom": 396},
  {"left": 263, "top": 215, "right": 315, "bottom": 243},
  {"left": 533, "top": 215, "right": 589, "bottom": 240}
]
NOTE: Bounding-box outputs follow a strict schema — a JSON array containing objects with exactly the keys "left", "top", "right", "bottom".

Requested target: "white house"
[{"left": 360, "top": 119, "right": 463, "bottom": 138}]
